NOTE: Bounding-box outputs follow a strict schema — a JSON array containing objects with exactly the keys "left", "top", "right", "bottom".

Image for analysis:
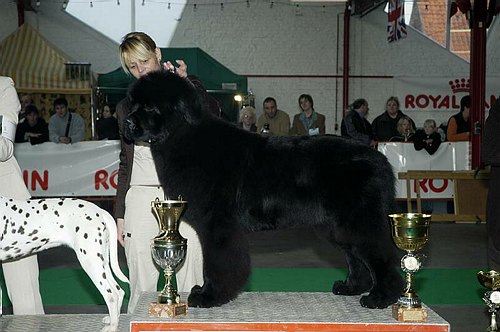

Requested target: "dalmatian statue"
[{"left": 0, "top": 196, "right": 128, "bottom": 332}]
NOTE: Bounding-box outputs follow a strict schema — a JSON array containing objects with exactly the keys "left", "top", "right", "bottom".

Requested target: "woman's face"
[
  {"left": 102, "top": 106, "right": 112, "bottom": 119},
  {"left": 401, "top": 120, "right": 411, "bottom": 133},
  {"left": 242, "top": 112, "right": 255, "bottom": 126},
  {"left": 386, "top": 100, "right": 398, "bottom": 117},
  {"left": 127, "top": 48, "right": 162, "bottom": 79},
  {"left": 300, "top": 98, "right": 312, "bottom": 112}
]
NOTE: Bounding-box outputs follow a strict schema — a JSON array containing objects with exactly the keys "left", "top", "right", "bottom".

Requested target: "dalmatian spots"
[{"left": 0, "top": 196, "right": 128, "bottom": 332}]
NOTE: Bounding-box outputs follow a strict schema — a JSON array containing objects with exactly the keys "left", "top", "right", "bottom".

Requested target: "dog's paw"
[
  {"left": 187, "top": 290, "right": 218, "bottom": 308},
  {"left": 360, "top": 292, "right": 397, "bottom": 309},
  {"left": 189, "top": 285, "right": 203, "bottom": 295},
  {"left": 100, "top": 323, "right": 119, "bottom": 332},
  {"left": 332, "top": 280, "right": 369, "bottom": 296},
  {"left": 101, "top": 316, "right": 120, "bottom": 332},
  {"left": 187, "top": 287, "right": 231, "bottom": 308}
]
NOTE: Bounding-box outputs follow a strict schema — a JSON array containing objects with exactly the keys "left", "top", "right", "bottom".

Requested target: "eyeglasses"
[{"left": 243, "top": 114, "right": 254, "bottom": 119}]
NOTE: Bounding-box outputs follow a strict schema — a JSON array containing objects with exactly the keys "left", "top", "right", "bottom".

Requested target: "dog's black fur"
[{"left": 125, "top": 71, "right": 404, "bottom": 309}]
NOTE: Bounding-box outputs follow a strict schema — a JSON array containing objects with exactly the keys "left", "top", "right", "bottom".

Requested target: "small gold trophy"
[
  {"left": 388, "top": 213, "right": 431, "bottom": 322},
  {"left": 477, "top": 270, "right": 500, "bottom": 331},
  {"left": 148, "top": 197, "right": 188, "bottom": 317}
]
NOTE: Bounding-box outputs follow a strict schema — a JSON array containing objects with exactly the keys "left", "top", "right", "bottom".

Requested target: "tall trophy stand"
[
  {"left": 148, "top": 197, "right": 188, "bottom": 317},
  {"left": 389, "top": 213, "right": 431, "bottom": 322},
  {"left": 478, "top": 270, "right": 500, "bottom": 331}
]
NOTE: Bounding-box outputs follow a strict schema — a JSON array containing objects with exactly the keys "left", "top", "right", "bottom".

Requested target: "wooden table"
[{"left": 398, "top": 170, "right": 489, "bottom": 222}]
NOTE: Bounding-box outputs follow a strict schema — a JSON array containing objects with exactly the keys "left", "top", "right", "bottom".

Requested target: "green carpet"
[{"left": 0, "top": 268, "right": 485, "bottom": 306}]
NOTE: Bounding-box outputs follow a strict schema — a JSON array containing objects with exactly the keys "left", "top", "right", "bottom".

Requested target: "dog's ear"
[{"left": 129, "top": 71, "right": 204, "bottom": 125}]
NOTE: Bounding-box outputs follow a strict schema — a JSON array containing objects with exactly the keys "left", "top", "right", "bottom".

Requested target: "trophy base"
[
  {"left": 148, "top": 302, "right": 188, "bottom": 317},
  {"left": 392, "top": 304, "right": 428, "bottom": 322}
]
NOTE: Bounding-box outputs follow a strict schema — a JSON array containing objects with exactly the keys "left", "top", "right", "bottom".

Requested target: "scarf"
[{"left": 299, "top": 110, "right": 318, "bottom": 130}]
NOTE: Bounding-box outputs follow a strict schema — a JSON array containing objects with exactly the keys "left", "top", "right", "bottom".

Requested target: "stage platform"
[{"left": 1, "top": 292, "right": 450, "bottom": 332}]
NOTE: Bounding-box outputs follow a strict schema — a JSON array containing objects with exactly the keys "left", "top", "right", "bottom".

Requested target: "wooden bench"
[{"left": 398, "top": 170, "right": 489, "bottom": 222}]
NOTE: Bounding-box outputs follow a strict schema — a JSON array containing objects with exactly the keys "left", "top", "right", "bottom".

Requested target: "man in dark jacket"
[
  {"left": 341, "top": 98, "right": 376, "bottom": 148},
  {"left": 15, "top": 104, "right": 49, "bottom": 145}
]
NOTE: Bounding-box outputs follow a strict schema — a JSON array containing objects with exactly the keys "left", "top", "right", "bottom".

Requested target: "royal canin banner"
[
  {"left": 378, "top": 142, "right": 470, "bottom": 199},
  {"left": 14, "top": 140, "right": 469, "bottom": 200},
  {"left": 14, "top": 141, "right": 120, "bottom": 197},
  {"left": 393, "top": 76, "right": 500, "bottom": 127}
]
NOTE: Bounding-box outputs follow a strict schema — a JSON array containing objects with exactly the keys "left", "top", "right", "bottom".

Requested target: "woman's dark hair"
[
  {"left": 298, "top": 94, "right": 314, "bottom": 109},
  {"left": 25, "top": 104, "right": 39, "bottom": 115},
  {"left": 460, "top": 95, "right": 471, "bottom": 112},
  {"left": 351, "top": 98, "right": 367, "bottom": 110}
]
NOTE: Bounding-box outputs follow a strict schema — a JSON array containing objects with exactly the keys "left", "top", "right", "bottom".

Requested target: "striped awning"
[{"left": 0, "top": 24, "right": 92, "bottom": 94}]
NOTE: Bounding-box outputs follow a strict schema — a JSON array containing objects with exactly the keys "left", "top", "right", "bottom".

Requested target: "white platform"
[{"left": 1, "top": 292, "right": 450, "bottom": 332}]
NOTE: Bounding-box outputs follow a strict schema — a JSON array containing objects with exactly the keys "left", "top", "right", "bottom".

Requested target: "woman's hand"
[
  {"left": 117, "top": 218, "right": 125, "bottom": 247},
  {"left": 163, "top": 60, "right": 188, "bottom": 78}
]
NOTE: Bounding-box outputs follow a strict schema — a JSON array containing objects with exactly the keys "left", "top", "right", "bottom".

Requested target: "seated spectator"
[
  {"left": 389, "top": 116, "right": 415, "bottom": 142},
  {"left": 18, "top": 94, "right": 33, "bottom": 123},
  {"left": 341, "top": 98, "right": 376, "bottom": 148},
  {"left": 15, "top": 104, "right": 49, "bottom": 145},
  {"left": 238, "top": 106, "right": 257, "bottom": 132},
  {"left": 413, "top": 119, "right": 442, "bottom": 155},
  {"left": 447, "top": 95, "right": 471, "bottom": 142},
  {"left": 437, "top": 121, "right": 447, "bottom": 141},
  {"left": 49, "top": 97, "right": 85, "bottom": 144},
  {"left": 256, "top": 97, "right": 290, "bottom": 136},
  {"left": 290, "top": 94, "right": 325, "bottom": 136},
  {"left": 372, "top": 96, "right": 416, "bottom": 141},
  {"left": 96, "top": 104, "right": 119, "bottom": 140}
]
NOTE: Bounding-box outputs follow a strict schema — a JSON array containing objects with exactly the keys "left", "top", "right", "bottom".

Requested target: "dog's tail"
[{"left": 103, "top": 210, "right": 130, "bottom": 284}]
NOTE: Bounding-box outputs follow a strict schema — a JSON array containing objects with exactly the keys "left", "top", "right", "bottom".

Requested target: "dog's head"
[{"left": 124, "top": 70, "right": 202, "bottom": 144}]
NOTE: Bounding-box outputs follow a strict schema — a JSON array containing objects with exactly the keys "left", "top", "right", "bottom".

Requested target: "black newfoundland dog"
[{"left": 125, "top": 71, "right": 403, "bottom": 309}]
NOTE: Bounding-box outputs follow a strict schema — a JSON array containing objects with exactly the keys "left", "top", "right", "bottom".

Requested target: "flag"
[
  {"left": 387, "top": 0, "right": 407, "bottom": 43},
  {"left": 449, "top": 0, "right": 458, "bottom": 18},
  {"left": 487, "top": 0, "right": 500, "bottom": 28}
]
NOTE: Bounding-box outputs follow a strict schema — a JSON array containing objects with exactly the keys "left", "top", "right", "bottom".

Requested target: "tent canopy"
[
  {"left": 97, "top": 48, "right": 247, "bottom": 122},
  {"left": 0, "top": 24, "right": 92, "bottom": 94},
  {"left": 97, "top": 47, "right": 247, "bottom": 98}
]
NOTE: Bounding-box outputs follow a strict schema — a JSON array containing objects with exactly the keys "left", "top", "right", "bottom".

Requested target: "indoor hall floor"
[{"left": 1, "top": 222, "right": 492, "bottom": 332}]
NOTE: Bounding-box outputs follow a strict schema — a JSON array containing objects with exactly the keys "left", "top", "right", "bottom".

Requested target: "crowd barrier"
[
  {"left": 14, "top": 141, "right": 120, "bottom": 197},
  {"left": 378, "top": 141, "right": 470, "bottom": 199},
  {"left": 14, "top": 141, "right": 470, "bottom": 199}
]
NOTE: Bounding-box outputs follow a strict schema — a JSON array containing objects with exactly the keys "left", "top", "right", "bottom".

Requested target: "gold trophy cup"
[
  {"left": 389, "top": 213, "right": 431, "bottom": 322},
  {"left": 478, "top": 270, "right": 500, "bottom": 331},
  {"left": 148, "top": 197, "right": 188, "bottom": 317}
]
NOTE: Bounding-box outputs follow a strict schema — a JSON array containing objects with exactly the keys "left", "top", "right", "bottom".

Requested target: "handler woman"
[
  {"left": 115, "top": 32, "right": 217, "bottom": 313},
  {"left": 0, "top": 76, "right": 44, "bottom": 314}
]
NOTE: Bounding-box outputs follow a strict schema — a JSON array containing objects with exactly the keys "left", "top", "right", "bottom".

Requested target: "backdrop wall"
[{"left": 1, "top": 0, "right": 499, "bottom": 134}]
